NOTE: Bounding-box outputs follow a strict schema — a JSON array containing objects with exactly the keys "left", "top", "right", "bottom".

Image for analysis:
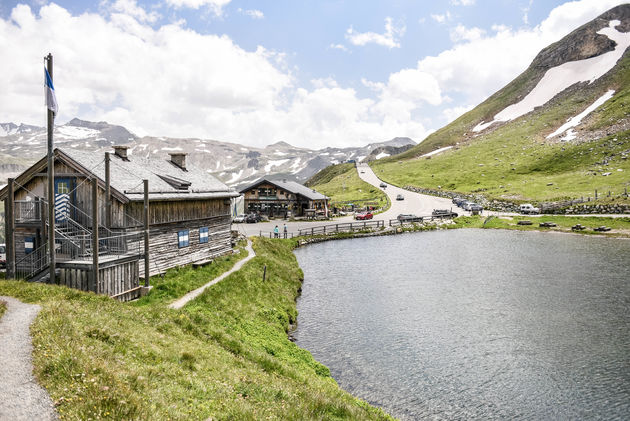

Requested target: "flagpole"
[{"left": 46, "top": 53, "right": 56, "bottom": 284}]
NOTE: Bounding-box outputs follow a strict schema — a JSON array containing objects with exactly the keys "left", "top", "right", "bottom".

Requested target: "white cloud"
[
  {"left": 451, "top": 0, "right": 476, "bottom": 5},
  {"left": 450, "top": 24, "right": 486, "bottom": 42},
  {"left": 345, "top": 17, "right": 406, "bottom": 49},
  {"left": 329, "top": 43, "right": 349, "bottom": 52},
  {"left": 442, "top": 105, "right": 474, "bottom": 123},
  {"left": 0, "top": 3, "right": 433, "bottom": 149},
  {"left": 106, "top": 0, "right": 159, "bottom": 23},
  {"left": 431, "top": 11, "right": 452, "bottom": 24},
  {"left": 165, "top": 0, "right": 231, "bottom": 14},
  {"left": 237, "top": 8, "right": 264, "bottom": 19},
  {"left": 522, "top": 0, "right": 534, "bottom": 25},
  {"left": 417, "top": 0, "right": 626, "bottom": 110}
]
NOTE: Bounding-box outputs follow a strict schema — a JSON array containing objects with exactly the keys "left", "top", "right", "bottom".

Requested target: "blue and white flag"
[{"left": 45, "top": 67, "right": 58, "bottom": 116}]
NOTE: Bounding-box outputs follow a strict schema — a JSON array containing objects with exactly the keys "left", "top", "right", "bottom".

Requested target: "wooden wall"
[
  {"left": 58, "top": 258, "right": 140, "bottom": 301},
  {"left": 124, "top": 199, "right": 230, "bottom": 227},
  {"left": 127, "top": 214, "right": 232, "bottom": 277}
]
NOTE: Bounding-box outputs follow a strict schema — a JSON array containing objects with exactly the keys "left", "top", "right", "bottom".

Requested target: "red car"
[{"left": 354, "top": 212, "right": 373, "bottom": 220}]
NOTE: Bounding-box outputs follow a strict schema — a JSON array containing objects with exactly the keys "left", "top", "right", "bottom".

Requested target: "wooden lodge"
[
  {"left": 239, "top": 177, "right": 329, "bottom": 218},
  {"left": 1, "top": 146, "right": 239, "bottom": 300}
]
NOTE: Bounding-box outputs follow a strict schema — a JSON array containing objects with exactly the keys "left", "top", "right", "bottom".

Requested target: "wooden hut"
[
  {"left": 239, "top": 177, "right": 329, "bottom": 218},
  {"left": 1, "top": 146, "right": 239, "bottom": 300}
]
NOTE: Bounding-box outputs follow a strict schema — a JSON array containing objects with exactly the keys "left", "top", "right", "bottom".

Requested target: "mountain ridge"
[{"left": 0, "top": 118, "right": 415, "bottom": 187}]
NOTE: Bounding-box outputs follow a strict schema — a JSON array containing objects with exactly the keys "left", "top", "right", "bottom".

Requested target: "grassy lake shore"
[{"left": 0, "top": 238, "right": 393, "bottom": 421}]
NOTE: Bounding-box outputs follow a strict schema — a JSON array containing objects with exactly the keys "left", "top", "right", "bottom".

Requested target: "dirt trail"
[{"left": 0, "top": 296, "right": 57, "bottom": 421}]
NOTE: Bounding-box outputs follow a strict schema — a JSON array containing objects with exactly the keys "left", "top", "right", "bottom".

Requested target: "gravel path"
[
  {"left": 169, "top": 238, "right": 256, "bottom": 309},
  {"left": 0, "top": 296, "right": 57, "bottom": 421}
]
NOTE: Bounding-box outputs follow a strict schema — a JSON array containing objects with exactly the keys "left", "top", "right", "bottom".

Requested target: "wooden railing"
[{"left": 259, "top": 220, "right": 385, "bottom": 238}]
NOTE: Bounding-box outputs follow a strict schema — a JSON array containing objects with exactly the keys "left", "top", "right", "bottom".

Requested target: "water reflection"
[{"left": 294, "top": 230, "right": 630, "bottom": 420}]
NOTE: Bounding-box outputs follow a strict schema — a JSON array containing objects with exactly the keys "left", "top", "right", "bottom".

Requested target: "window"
[
  {"left": 178, "top": 230, "right": 189, "bottom": 248},
  {"left": 199, "top": 227, "right": 209, "bottom": 244},
  {"left": 25, "top": 237, "right": 35, "bottom": 254}
]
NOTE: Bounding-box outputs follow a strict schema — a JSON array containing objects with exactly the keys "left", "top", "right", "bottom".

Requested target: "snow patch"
[
  {"left": 161, "top": 147, "right": 183, "bottom": 151},
  {"left": 264, "top": 159, "right": 289, "bottom": 172},
  {"left": 290, "top": 157, "right": 302, "bottom": 170},
  {"left": 422, "top": 146, "right": 453, "bottom": 157},
  {"left": 56, "top": 126, "right": 100, "bottom": 139},
  {"left": 375, "top": 152, "right": 390, "bottom": 160},
  {"left": 474, "top": 21, "right": 630, "bottom": 132},
  {"left": 547, "top": 90, "right": 615, "bottom": 139},
  {"left": 227, "top": 170, "right": 243, "bottom": 184},
  {"left": 273, "top": 151, "right": 288, "bottom": 156}
]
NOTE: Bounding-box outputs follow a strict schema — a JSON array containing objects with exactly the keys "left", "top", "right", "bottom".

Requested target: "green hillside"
[
  {"left": 0, "top": 239, "right": 392, "bottom": 420},
  {"left": 372, "top": 7, "right": 630, "bottom": 204},
  {"left": 306, "top": 163, "right": 388, "bottom": 209}
]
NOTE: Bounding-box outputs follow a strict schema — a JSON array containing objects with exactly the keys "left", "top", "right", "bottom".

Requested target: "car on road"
[
  {"left": 355, "top": 212, "right": 374, "bottom": 220},
  {"left": 519, "top": 203, "right": 540, "bottom": 214},
  {"left": 232, "top": 215, "right": 246, "bottom": 223},
  {"left": 432, "top": 209, "right": 458, "bottom": 218},
  {"left": 397, "top": 214, "right": 419, "bottom": 222},
  {"left": 462, "top": 201, "right": 476, "bottom": 211},
  {"left": 380, "top": 182, "right": 387, "bottom": 188},
  {"left": 468, "top": 203, "right": 483, "bottom": 214},
  {"left": 360, "top": 170, "right": 365, "bottom": 174},
  {"left": 396, "top": 194, "right": 404, "bottom": 200},
  {"left": 452, "top": 197, "right": 467, "bottom": 207},
  {"left": 245, "top": 213, "right": 262, "bottom": 223}
]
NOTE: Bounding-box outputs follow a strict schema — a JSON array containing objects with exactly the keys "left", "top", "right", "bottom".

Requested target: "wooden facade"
[
  {"left": 240, "top": 178, "right": 329, "bottom": 217},
  {"left": 2, "top": 147, "right": 238, "bottom": 299}
]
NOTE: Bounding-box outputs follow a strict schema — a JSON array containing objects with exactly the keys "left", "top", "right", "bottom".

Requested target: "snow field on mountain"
[
  {"left": 547, "top": 89, "right": 616, "bottom": 139},
  {"left": 474, "top": 20, "right": 630, "bottom": 133}
]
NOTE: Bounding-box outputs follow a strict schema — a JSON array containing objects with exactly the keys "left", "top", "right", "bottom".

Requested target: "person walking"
[
  {"left": 274, "top": 225, "right": 279, "bottom": 238},
  {"left": 283, "top": 223, "right": 288, "bottom": 239}
]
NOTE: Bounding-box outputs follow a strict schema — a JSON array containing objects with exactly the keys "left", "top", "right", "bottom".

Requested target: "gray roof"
[
  {"left": 239, "top": 177, "right": 328, "bottom": 201},
  {"left": 62, "top": 148, "right": 239, "bottom": 202}
]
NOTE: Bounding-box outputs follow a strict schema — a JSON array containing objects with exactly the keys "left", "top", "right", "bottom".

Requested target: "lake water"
[{"left": 293, "top": 230, "right": 630, "bottom": 420}]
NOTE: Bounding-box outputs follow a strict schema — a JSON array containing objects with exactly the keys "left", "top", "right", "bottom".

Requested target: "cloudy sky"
[{"left": 0, "top": 0, "right": 627, "bottom": 149}]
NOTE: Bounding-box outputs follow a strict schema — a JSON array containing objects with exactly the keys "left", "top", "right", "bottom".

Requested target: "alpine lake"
[{"left": 293, "top": 229, "right": 630, "bottom": 420}]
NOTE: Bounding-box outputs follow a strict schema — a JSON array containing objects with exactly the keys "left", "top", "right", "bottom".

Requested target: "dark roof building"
[
  {"left": 1, "top": 146, "right": 239, "bottom": 300},
  {"left": 239, "top": 177, "right": 329, "bottom": 218}
]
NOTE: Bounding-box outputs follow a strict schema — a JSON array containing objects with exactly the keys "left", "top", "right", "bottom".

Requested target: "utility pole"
[{"left": 46, "top": 53, "right": 56, "bottom": 284}]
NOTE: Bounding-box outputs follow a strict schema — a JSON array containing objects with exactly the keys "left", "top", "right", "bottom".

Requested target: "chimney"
[
  {"left": 113, "top": 145, "right": 129, "bottom": 160},
  {"left": 282, "top": 178, "right": 287, "bottom": 183},
  {"left": 169, "top": 153, "right": 187, "bottom": 170}
]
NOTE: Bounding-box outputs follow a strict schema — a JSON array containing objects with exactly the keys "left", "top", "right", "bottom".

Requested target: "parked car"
[
  {"left": 245, "top": 213, "right": 262, "bottom": 223},
  {"left": 469, "top": 204, "right": 483, "bottom": 214},
  {"left": 379, "top": 182, "right": 387, "bottom": 188},
  {"left": 432, "top": 209, "right": 458, "bottom": 218},
  {"left": 396, "top": 194, "right": 404, "bottom": 200},
  {"left": 0, "top": 243, "right": 5, "bottom": 269},
  {"left": 397, "top": 214, "right": 419, "bottom": 222},
  {"left": 519, "top": 203, "right": 540, "bottom": 214},
  {"left": 360, "top": 170, "right": 365, "bottom": 174},
  {"left": 453, "top": 197, "right": 467, "bottom": 207},
  {"left": 355, "top": 212, "right": 374, "bottom": 220},
  {"left": 232, "top": 215, "right": 246, "bottom": 223}
]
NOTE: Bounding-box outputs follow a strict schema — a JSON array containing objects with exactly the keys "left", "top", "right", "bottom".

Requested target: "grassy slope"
[
  {"left": 372, "top": 54, "right": 630, "bottom": 203},
  {"left": 0, "top": 238, "right": 392, "bottom": 421},
  {"left": 0, "top": 299, "right": 5, "bottom": 318},
  {"left": 305, "top": 163, "right": 388, "bottom": 208}
]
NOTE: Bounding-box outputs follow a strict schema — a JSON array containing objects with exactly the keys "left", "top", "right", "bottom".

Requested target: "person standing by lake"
[
  {"left": 283, "top": 224, "right": 288, "bottom": 238},
  {"left": 274, "top": 225, "right": 279, "bottom": 238}
]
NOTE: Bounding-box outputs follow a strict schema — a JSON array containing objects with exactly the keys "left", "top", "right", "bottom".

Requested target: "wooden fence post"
[
  {"left": 262, "top": 264, "right": 267, "bottom": 282},
  {"left": 5, "top": 178, "right": 15, "bottom": 279},
  {"left": 91, "top": 177, "right": 99, "bottom": 293}
]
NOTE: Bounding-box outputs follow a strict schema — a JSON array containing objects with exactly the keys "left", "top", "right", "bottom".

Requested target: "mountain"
[
  {"left": 0, "top": 118, "right": 415, "bottom": 187},
  {"left": 370, "top": 4, "right": 630, "bottom": 204}
]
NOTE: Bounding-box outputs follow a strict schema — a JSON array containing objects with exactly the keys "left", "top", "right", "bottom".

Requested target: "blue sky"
[{"left": 0, "top": 0, "right": 627, "bottom": 148}]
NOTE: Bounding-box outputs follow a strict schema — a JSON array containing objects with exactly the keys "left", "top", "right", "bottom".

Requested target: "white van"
[{"left": 519, "top": 204, "right": 540, "bottom": 214}]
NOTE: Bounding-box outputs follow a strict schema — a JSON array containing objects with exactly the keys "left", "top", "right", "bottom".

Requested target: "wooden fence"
[{"left": 259, "top": 220, "right": 385, "bottom": 238}]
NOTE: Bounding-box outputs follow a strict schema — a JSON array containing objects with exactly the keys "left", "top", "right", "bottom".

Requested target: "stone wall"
[{"left": 403, "top": 185, "right": 630, "bottom": 214}]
